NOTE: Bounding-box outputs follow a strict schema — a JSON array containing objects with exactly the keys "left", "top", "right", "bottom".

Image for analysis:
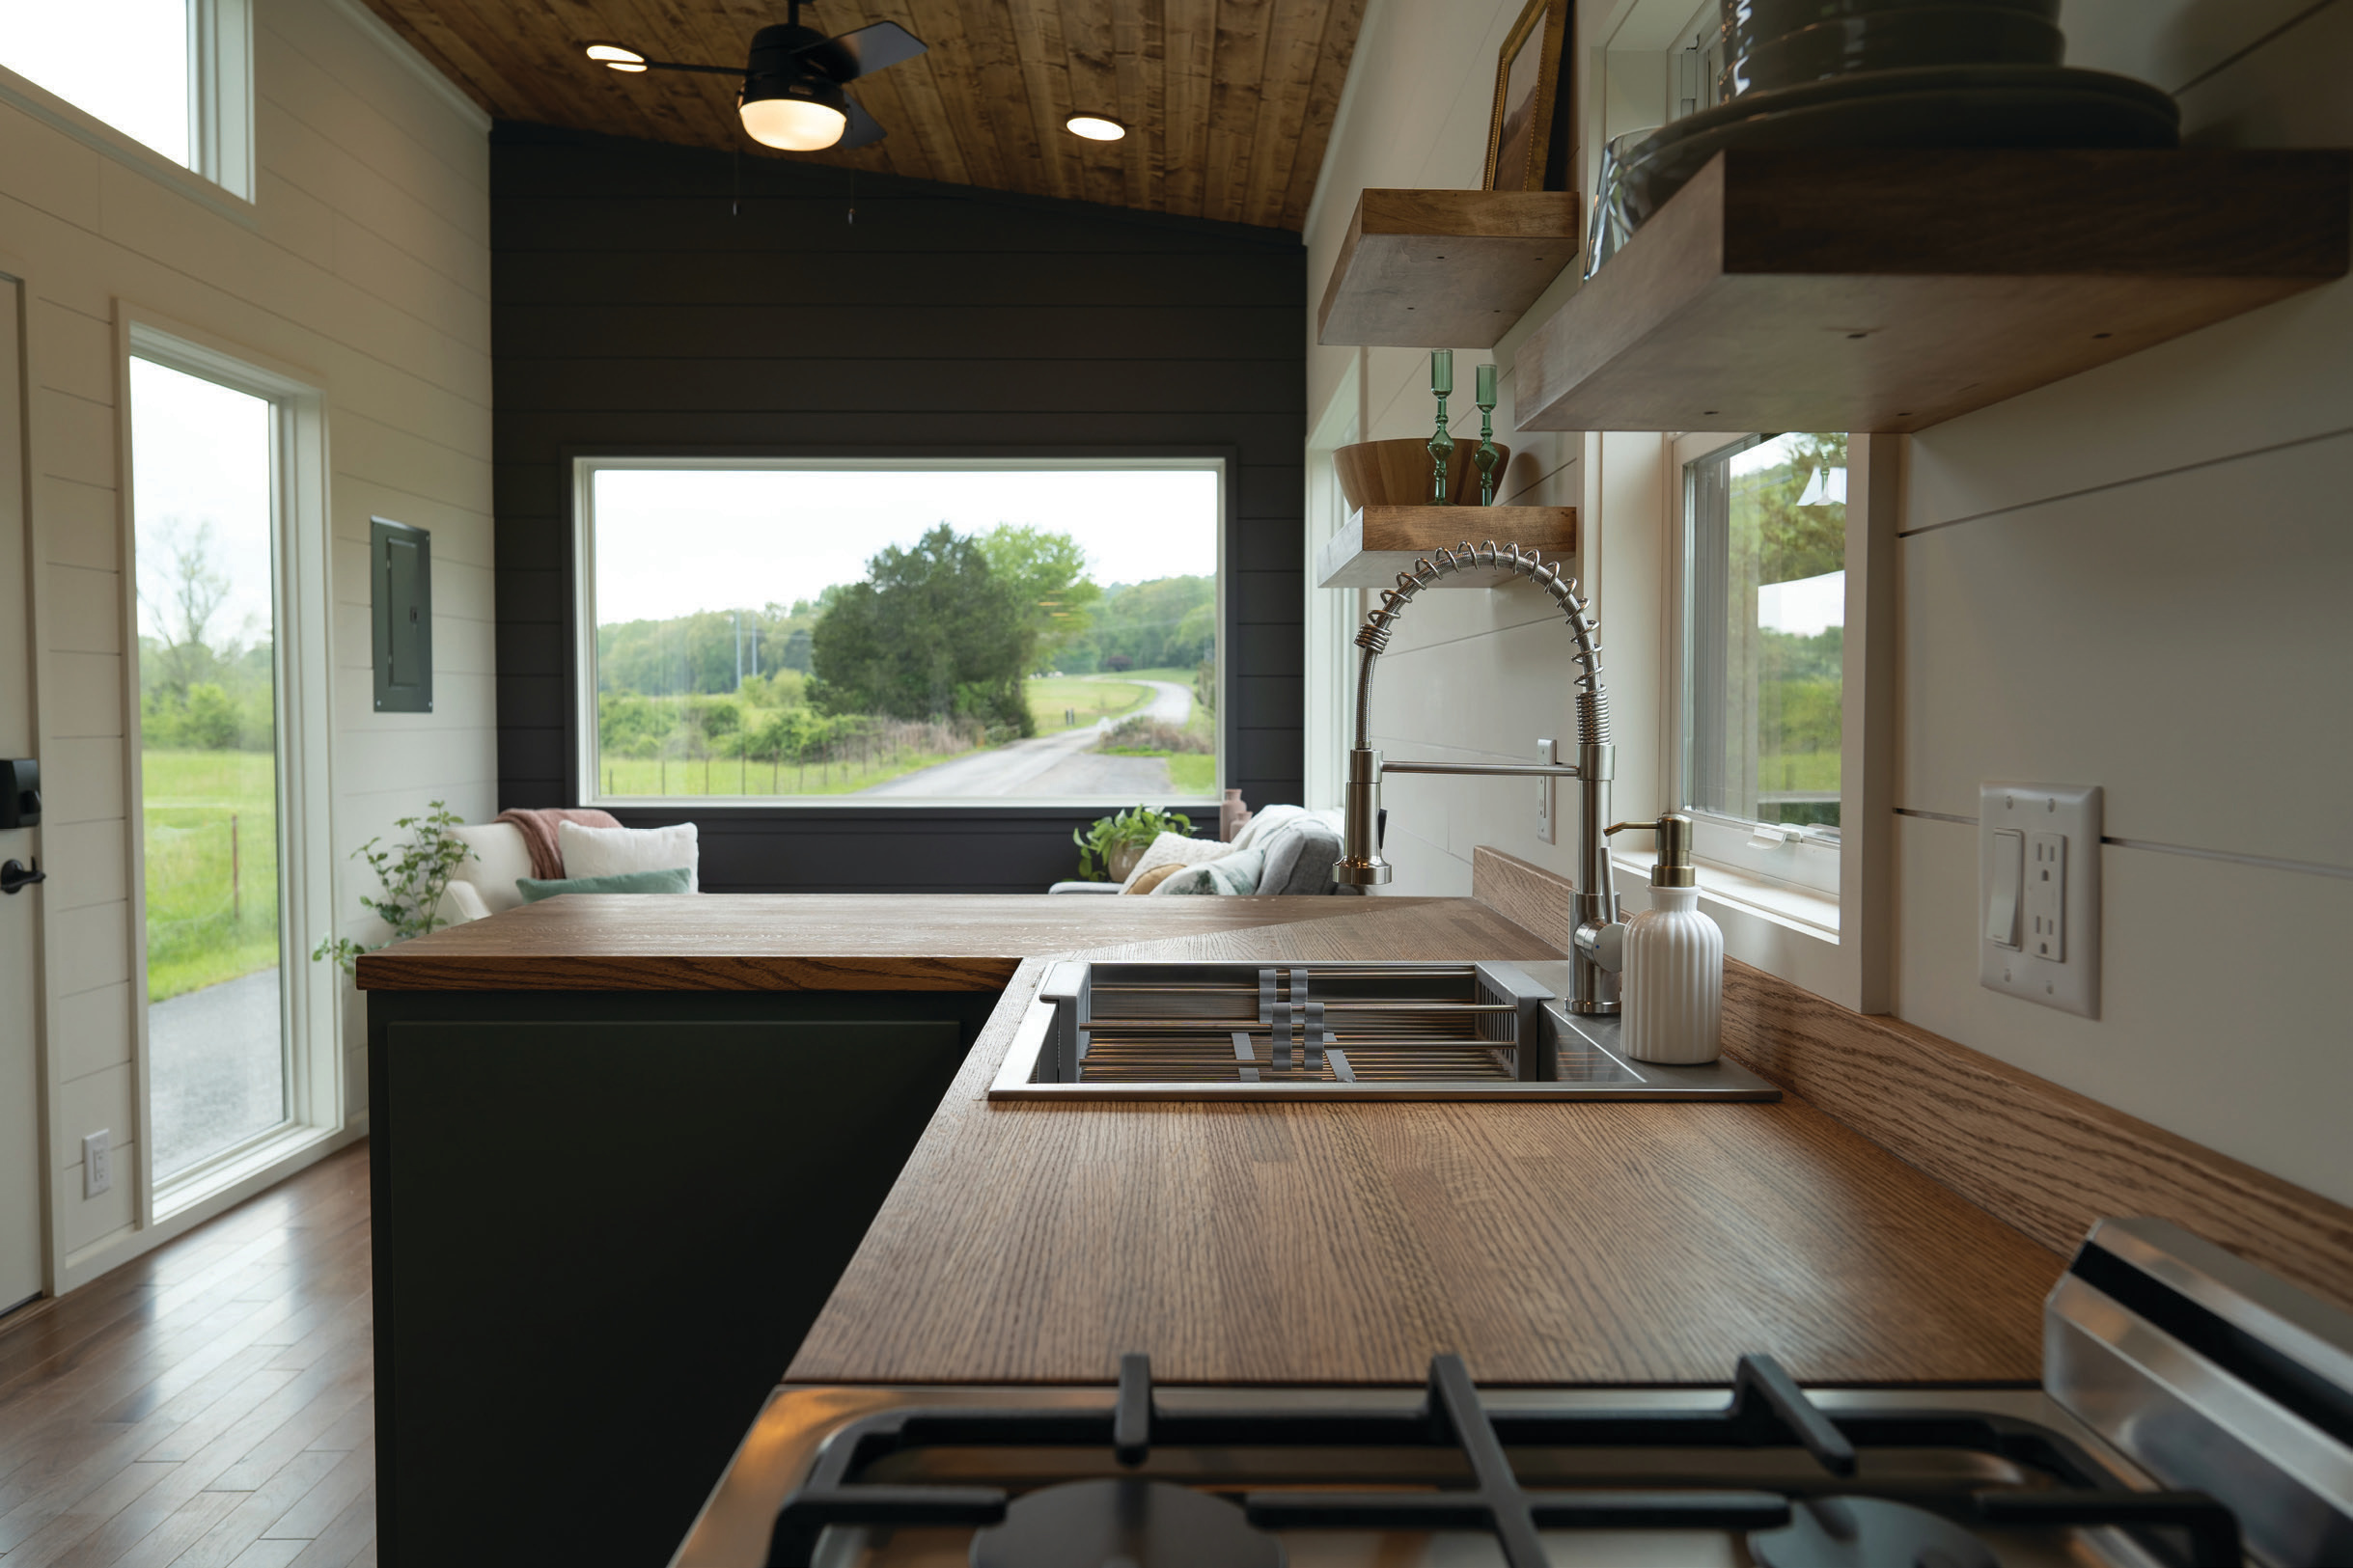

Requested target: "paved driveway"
[
  {"left": 862, "top": 678, "right": 1192, "bottom": 797},
  {"left": 148, "top": 967, "right": 284, "bottom": 1176}
]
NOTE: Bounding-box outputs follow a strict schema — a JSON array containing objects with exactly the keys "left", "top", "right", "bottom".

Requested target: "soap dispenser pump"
[{"left": 1619, "top": 813, "right": 1723, "bottom": 1064}]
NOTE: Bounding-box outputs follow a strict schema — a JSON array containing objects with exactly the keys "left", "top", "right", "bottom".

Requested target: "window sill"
[
  {"left": 152, "top": 1121, "right": 342, "bottom": 1223},
  {"left": 1613, "top": 846, "right": 1840, "bottom": 938},
  {"left": 0, "top": 65, "right": 255, "bottom": 220}
]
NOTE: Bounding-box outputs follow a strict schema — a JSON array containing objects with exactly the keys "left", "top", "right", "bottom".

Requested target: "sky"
[
  {"left": 0, "top": 0, "right": 189, "bottom": 164},
  {"left": 1757, "top": 570, "right": 1845, "bottom": 639},
  {"left": 129, "top": 359, "right": 276, "bottom": 651},
  {"left": 591, "top": 466, "right": 1221, "bottom": 625}
]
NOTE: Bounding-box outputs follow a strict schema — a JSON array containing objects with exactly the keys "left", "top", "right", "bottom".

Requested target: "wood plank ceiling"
[{"left": 359, "top": 0, "right": 1369, "bottom": 231}]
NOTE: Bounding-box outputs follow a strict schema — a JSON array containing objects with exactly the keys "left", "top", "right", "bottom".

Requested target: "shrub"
[{"left": 1100, "top": 716, "right": 1209, "bottom": 755}]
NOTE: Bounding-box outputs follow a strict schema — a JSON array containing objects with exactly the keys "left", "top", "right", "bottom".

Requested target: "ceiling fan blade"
[
  {"left": 837, "top": 92, "right": 888, "bottom": 151},
  {"left": 824, "top": 20, "right": 927, "bottom": 79}
]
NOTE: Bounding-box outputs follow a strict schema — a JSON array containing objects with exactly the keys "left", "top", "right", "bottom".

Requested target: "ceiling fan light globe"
[
  {"left": 586, "top": 43, "right": 645, "bottom": 66},
  {"left": 740, "top": 96, "right": 848, "bottom": 151},
  {"left": 1066, "top": 113, "right": 1126, "bottom": 142}
]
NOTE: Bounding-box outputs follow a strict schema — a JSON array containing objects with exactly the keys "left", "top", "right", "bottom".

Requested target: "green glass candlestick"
[
  {"left": 1426, "top": 349, "right": 1455, "bottom": 505},
  {"left": 1474, "top": 362, "right": 1499, "bottom": 506}
]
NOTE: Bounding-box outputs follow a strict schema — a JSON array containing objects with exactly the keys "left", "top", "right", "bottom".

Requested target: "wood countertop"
[
  {"left": 354, "top": 894, "right": 1393, "bottom": 991},
  {"left": 778, "top": 897, "right": 2065, "bottom": 1387},
  {"left": 363, "top": 892, "right": 2065, "bottom": 1385}
]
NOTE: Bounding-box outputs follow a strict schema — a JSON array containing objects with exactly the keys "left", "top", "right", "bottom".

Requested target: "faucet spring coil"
[{"left": 1349, "top": 540, "right": 1608, "bottom": 751}]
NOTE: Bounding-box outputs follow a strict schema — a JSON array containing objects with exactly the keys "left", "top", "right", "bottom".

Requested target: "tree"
[
  {"left": 140, "top": 519, "right": 233, "bottom": 697},
  {"left": 809, "top": 524, "right": 1036, "bottom": 733},
  {"left": 1735, "top": 433, "right": 1846, "bottom": 586},
  {"left": 979, "top": 525, "right": 1100, "bottom": 669},
  {"left": 1065, "top": 575, "right": 1214, "bottom": 672}
]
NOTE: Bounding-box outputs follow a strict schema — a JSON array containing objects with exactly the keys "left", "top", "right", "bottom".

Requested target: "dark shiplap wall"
[{"left": 490, "top": 124, "right": 1305, "bottom": 891}]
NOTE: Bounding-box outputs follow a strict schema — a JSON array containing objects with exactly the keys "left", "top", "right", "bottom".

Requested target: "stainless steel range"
[{"left": 671, "top": 1220, "right": 2353, "bottom": 1568}]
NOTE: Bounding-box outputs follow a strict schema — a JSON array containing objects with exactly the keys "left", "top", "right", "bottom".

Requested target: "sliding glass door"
[{"left": 129, "top": 356, "right": 290, "bottom": 1178}]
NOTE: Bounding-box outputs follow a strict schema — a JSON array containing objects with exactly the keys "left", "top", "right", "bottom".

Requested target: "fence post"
[{"left": 231, "top": 812, "right": 241, "bottom": 923}]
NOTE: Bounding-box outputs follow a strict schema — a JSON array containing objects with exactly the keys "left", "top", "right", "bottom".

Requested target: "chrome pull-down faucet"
[{"left": 1331, "top": 540, "right": 1625, "bottom": 1014}]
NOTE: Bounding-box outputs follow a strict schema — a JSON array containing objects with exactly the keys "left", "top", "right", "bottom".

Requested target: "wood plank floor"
[{"left": 0, "top": 1142, "right": 374, "bottom": 1567}]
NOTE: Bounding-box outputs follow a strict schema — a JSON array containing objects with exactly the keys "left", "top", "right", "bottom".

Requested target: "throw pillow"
[
  {"left": 1119, "top": 830, "right": 1231, "bottom": 891},
  {"left": 515, "top": 867, "right": 693, "bottom": 902},
  {"left": 1124, "top": 863, "right": 1185, "bottom": 894},
  {"left": 1228, "top": 804, "right": 1308, "bottom": 853},
  {"left": 1153, "top": 847, "right": 1265, "bottom": 895},
  {"left": 1259, "top": 815, "right": 1347, "bottom": 895},
  {"left": 559, "top": 820, "right": 701, "bottom": 892}
]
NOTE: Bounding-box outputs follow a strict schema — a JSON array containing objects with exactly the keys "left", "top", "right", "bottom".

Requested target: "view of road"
[{"left": 863, "top": 678, "right": 1193, "bottom": 797}]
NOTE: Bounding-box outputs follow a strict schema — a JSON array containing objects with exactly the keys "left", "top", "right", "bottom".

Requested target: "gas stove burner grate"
[
  {"left": 763, "top": 1352, "right": 2242, "bottom": 1568},
  {"left": 968, "top": 1476, "right": 1284, "bottom": 1567}
]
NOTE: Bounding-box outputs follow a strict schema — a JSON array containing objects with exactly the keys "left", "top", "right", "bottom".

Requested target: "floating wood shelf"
[
  {"left": 1317, "top": 189, "right": 1585, "bottom": 348},
  {"left": 1514, "top": 148, "right": 2350, "bottom": 434},
  {"left": 1315, "top": 506, "right": 1578, "bottom": 591}
]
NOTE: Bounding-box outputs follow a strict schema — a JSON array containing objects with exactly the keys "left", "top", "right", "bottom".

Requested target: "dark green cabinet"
[{"left": 366, "top": 991, "right": 989, "bottom": 1565}]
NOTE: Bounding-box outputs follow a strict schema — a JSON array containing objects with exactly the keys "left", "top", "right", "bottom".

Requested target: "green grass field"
[
  {"left": 596, "top": 744, "right": 974, "bottom": 798},
  {"left": 1165, "top": 755, "right": 1217, "bottom": 795},
  {"left": 1028, "top": 676, "right": 1148, "bottom": 733},
  {"left": 142, "top": 749, "right": 280, "bottom": 1004},
  {"left": 1759, "top": 753, "right": 1840, "bottom": 791}
]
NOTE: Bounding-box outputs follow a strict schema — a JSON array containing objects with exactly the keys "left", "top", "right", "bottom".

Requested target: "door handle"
[{"left": 1, "top": 858, "right": 43, "bottom": 895}]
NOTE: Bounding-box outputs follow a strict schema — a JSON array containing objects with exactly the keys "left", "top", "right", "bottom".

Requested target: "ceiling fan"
[{"left": 587, "top": 1, "right": 927, "bottom": 153}]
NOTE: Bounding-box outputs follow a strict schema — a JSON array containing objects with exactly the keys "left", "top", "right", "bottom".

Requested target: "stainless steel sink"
[{"left": 987, "top": 960, "right": 1779, "bottom": 1101}]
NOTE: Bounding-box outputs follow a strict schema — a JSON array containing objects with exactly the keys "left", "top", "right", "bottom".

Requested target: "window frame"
[
  {"left": 1669, "top": 429, "right": 1846, "bottom": 898},
  {"left": 1302, "top": 362, "right": 1361, "bottom": 813},
  {"left": 118, "top": 312, "right": 341, "bottom": 1225},
  {"left": 569, "top": 454, "right": 1230, "bottom": 812},
  {"left": 1650, "top": 429, "right": 1898, "bottom": 1012},
  {"left": 0, "top": 0, "right": 255, "bottom": 209}
]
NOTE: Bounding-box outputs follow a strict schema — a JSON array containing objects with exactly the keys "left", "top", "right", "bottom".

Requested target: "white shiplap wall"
[
  {"left": 1304, "top": 0, "right": 1610, "bottom": 897},
  {"left": 1892, "top": 0, "right": 2353, "bottom": 1205},
  {"left": 1305, "top": 0, "right": 2353, "bottom": 1205},
  {"left": 7, "top": 0, "right": 493, "bottom": 1279}
]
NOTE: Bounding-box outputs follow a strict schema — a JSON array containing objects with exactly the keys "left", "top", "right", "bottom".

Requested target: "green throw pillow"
[{"left": 515, "top": 866, "right": 693, "bottom": 902}]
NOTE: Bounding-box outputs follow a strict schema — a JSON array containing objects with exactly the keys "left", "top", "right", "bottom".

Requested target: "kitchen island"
[{"left": 358, "top": 893, "right": 2063, "bottom": 1563}]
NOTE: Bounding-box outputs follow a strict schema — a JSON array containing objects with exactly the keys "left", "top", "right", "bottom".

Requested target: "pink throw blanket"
[{"left": 497, "top": 808, "right": 622, "bottom": 881}]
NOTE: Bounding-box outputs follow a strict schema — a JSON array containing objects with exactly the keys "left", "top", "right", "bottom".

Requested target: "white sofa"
[
  {"left": 1049, "top": 807, "right": 1355, "bottom": 894},
  {"left": 431, "top": 818, "right": 705, "bottom": 927},
  {"left": 432, "top": 821, "right": 538, "bottom": 928}
]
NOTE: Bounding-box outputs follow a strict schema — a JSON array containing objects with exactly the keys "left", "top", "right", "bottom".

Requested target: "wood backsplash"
[{"left": 1472, "top": 845, "right": 2353, "bottom": 1311}]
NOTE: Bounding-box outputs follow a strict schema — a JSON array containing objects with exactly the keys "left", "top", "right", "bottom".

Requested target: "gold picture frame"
[{"left": 1482, "top": 0, "right": 1575, "bottom": 192}]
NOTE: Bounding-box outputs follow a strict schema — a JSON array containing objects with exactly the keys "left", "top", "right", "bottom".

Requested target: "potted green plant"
[
  {"left": 1073, "top": 803, "right": 1196, "bottom": 883},
  {"left": 312, "top": 801, "right": 475, "bottom": 974}
]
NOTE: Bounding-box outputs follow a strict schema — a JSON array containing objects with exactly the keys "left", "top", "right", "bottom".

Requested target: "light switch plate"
[
  {"left": 1979, "top": 782, "right": 2100, "bottom": 1018},
  {"left": 83, "top": 1131, "right": 110, "bottom": 1197}
]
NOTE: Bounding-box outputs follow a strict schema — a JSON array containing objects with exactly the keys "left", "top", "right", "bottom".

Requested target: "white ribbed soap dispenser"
[{"left": 1620, "top": 813, "right": 1723, "bottom": 1065}]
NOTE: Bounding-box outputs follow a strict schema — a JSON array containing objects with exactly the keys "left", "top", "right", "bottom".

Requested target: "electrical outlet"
[
  {"left": 1979, "top": 783, "right": 2100, "bottom": 1018},
  {"left": 84, "top": 1131, "right": 111, "bottom": 1198},
  {"left": 1536, "top": 738, "right": 1558, "bottom": 844}
]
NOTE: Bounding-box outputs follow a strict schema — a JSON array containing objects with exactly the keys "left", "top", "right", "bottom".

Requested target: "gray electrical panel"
[{"left": 372, "top": 516, "right": 432, "bottom": 713}]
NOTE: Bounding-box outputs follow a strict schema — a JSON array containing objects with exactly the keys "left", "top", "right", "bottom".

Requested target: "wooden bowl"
[{"left": 1335, "top": 437, "right": 1514, "bottom": 510}]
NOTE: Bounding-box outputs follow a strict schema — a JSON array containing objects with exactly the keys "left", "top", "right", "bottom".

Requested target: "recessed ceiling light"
[
  {"left": 1066, "top": 113, "right": 1126, "bottom": 142},
  {"left": 587, "top": 43, "right": 649, "bottom": 72}
]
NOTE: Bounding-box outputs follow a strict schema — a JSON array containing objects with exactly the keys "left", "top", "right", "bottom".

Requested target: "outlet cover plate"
[
  {"left": 83, "top": 1131, "right": 111, "bottom": 1197},
  {"left": 1979, "top": 782, "right": 2100, "bottom": 1018}
]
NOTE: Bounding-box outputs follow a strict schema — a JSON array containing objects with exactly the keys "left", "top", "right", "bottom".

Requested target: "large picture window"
[{"left": 576, "top": 459, "right": 1223, "bottom": 806}]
